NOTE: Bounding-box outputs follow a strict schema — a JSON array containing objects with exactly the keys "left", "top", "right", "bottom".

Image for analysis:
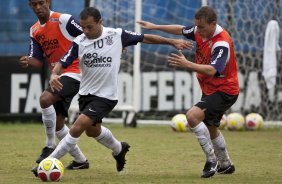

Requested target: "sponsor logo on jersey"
[
  {"left": 36, "top": 34, "right": 59, "bottom": 51},
  {"left": 71, "top": 20, "right": 82, "bottom": 31},
  {"left": 105, "top": 36, "right": 113, "bottom": 45},
  {"left": 125, "top": 30, "right": 141, "bottom": 36},
  {"left": 82, "top": 52, "right": 112, "bottom": 68},
  {"left": 107, "top": 31, "right": 117, "bottom": 35},
  {"left": 183, "top": 27, "right": 194, "bottom": 34}
]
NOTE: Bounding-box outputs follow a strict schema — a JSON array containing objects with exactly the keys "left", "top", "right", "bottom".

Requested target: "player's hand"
[
  {"left": 136, "top": 20, "right": 157, "bottom": 30},
  {"left": 167, "top": 50, "right": 191, "bottom": 68},
  {"left": 19, "top": 56, "right": 29, "bottom": 68},
  {"left": 49, "top": 74, "right": 63, "bottom": 92},
  {"left": 171, "top": 39, "right": 193, "bottom": 51}
]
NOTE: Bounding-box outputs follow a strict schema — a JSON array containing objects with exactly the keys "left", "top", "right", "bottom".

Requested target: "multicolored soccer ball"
[
  {"left": 219, "top": 114, "right": 227, "bottom": 130},
  {"left": 37, "top": 157, "right": 64, "bottom": 182},
  {"left": 245, "top": 113, "right": 263, "bottom": 130},
  {"left": 226, "top": 112, "right": 245, "bottom": 131},
  {"left": 170, "top": 114, "right": 189, "bottom": 132}
]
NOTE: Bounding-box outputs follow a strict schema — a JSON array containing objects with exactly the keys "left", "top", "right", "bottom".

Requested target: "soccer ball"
[
  {"left": 245, "top": 113, "right": 263, "bottom": 130},
  {"left": 226, "top": 113, "right": 245, "bottom": 131},
  {"left": 37, "top": 157, "right": 64, "bottom": 182},
  {"left": 170, "top": 114, "right": 189, "bottom": 132},
  {"left": 219, "top": 114, "right": 227, "bottom": 130}
]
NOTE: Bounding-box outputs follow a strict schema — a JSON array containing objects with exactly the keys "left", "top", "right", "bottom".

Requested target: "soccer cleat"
[
  {"left": 35, "top": 147, "right": 55, "bottom": 164},
  {"left": 66, "top": 160, "right": 90, "bottom": 170},
  {"left": 31, "top": 165, "right": 38, "bottom": 177},
  {"left": 201, "top": 161, "right": 219, "bottom": 178},
  {"left": 112, "top": 142, "right": 130, "bottom": 172},
  {"left": 218, "top": 164, "right": 235, "bottom": 174}
]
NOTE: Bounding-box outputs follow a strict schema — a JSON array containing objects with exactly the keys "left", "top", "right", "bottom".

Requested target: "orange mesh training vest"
[
  {"left": 31, "top": 12, "right": 80, "bottom": 74},
  {"left": 194, "top": 29, "right": 239, "bottom": 95}
]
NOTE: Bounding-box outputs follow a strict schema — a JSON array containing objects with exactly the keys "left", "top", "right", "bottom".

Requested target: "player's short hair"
[
  {"left": 80, "top": 7, "right": 101, "bottom": 22},
  {"left": 195, "top": 6, "right": 217, "bottom": 24}
]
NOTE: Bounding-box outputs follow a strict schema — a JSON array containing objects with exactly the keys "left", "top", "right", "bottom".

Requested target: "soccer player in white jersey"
[
  {"left": 19, "top": 0, "right": 89, "bottom": 176},
  {"left": 48, "top": 7, "right": 191, "bottom": 173}
]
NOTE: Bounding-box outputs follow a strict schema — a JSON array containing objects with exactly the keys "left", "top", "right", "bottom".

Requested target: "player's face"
[
  {"left": 80, "top": 16, "right": 102, "bottom": 39},
  {"left": 29, "top": 0, "right": 50, "bottom": 20},
  {"left": 195, "top": 18, "right": 216, "bottom": 39}
]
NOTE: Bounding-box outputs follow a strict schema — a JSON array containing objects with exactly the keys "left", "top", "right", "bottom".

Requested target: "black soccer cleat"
[
  {"left": 218, "top": 164, "right": 235, "bottom": 174},
  {"left": 201, "top": 160, "right": 219, "bottom": 178},
  {"left": 35, "top": 147, "right": 55, "bottom": 164},
  {"left": 66, "top": 160, "right": 90, "bottom": 170},
  {"left": 112, "top": 142, "right": 130, "bottom": 172},
  {"left": 31, "top": 165, "right": 38, "bottom": 177}
]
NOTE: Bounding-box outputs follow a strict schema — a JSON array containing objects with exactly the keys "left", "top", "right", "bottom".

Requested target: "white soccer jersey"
[{"left": 60, "top": 26, "right": 144, "bottom": 100}]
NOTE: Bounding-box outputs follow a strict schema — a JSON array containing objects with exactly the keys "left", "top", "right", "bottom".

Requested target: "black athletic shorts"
[
  {"left": 46, "top": 76, "right": 80, "bottom": 117},
  {"left": 195, "top": 91, "right": 238, "bottom": 127},
  {"left": 78, "top": 94, "right": 118, "bottom": 125}
]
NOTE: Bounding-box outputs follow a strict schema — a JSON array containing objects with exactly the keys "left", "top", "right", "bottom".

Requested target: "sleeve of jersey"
[
  {"left": 121, "top": 29, "right": 144, "bottom": 47},
  {"left": 28, "top": 37, "right": 44, "bottom": 61},
  {"left": 182, "top": 26, "right": 196, "bottom": 41},
  {"left": 60, "top": 14, "right": 83, "bottom": 37},
  {"left": 60, "top": 42, "right": 79, "bottom": 68},
  {"left": 210, "top": 45, "right": 229, "bottom": 76}
]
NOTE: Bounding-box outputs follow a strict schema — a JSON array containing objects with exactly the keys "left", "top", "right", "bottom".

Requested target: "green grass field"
[{"left": 0, "top": 123, "right": 282, "bottom": 184}]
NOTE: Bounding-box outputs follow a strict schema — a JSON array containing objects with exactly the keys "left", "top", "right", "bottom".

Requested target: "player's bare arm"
[
  {"left": 19, "top": 56, "right": 43, "bottom": 69},
  {"left": 137, "top": 20, "right": 184, "bottom": 35},
  {"left": 143, "top": 34, "right": 193, "bottom": 50},
  {"left": 49, "top": 62, "right": 64, "bottom": 92},
  {"left": 168, "top": 50, "right": 217, "bottom": 76}
]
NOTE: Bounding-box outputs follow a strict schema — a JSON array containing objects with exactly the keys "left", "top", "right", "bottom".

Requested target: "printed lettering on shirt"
[
  {"left": 183, "top": 27, "right": 194, "bottom": 34},
  {"left": 211, "top": 48, "right": 223, "bottom": 65},
  {"left": 82, "top": 52, "right": 112, "bottom": 68},
  {"left": 124, "top": 30, "right": 141, "bottom": 36}
]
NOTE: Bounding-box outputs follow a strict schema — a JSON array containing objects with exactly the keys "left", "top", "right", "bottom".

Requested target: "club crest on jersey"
[{"left": 105, "top": 36, "right": 113, "bottom": 45}]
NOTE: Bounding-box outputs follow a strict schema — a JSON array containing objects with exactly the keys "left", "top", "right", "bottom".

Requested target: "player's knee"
[
  {"left": 186, "top": 110, "right": 201, "bottom": 128},
  {"left": 40, "top": 93, "right": 52, "bottom": 108}
]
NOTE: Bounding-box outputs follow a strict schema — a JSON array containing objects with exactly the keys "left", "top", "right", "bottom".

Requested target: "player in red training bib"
[
  {"left": 138, "top": 6, "right": 239, "bottom": 178},
  {"left": 19, "top": 0, "right": 89, "bottom": 177}
]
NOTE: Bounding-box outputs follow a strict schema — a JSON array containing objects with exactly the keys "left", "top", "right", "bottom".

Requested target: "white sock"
[
  {"left": 191, "top": 122, "right": 216, "bottom": 162},
  {"left": 42, "top": 106, "right": 56, "bottom": 148},
  {"left": 212, "top": 132, "right": 232, "bottom": 168},
  {"left": 56, "top": 125, "right": 87, "bottom": 163},
  {"left": 94, "top": 126, "right": 121, "bottom": 155},
  {"left": 50, "top": 133, "right": 79, "bottom": 160}
]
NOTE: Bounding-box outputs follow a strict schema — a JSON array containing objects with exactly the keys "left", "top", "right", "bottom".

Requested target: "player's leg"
[
  {"left": 201, "top": 92, "right": 238, "bottom": 176},
  {"left": 35, "top": 90, "right": 60, "bottom": 164},
  {"left": 82, "top": 95, "right": 130, "bottom": 172},
  {"left": 187, "top": 106, "right": 218, "bottom": 178},
  {"left": 31, "top": 91, "right": 60, "bottom": 177},
  {"left": 55, "top": 113, "right": 89, "bottom": 170},
  {"left": 85, "top": 125, "right": 130, "bottom": 172},
  {"left": 206, "top": 92, "right": 238, "bottom": 174},
  {"left": 50, "top": 113, "right": 93, "bottom": 160},
  {"left": 209, "top": 126, "right": 235, "bottom": 174},
  {"left": 53, "top": 76, "right": 89, "bottom": 169}
]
